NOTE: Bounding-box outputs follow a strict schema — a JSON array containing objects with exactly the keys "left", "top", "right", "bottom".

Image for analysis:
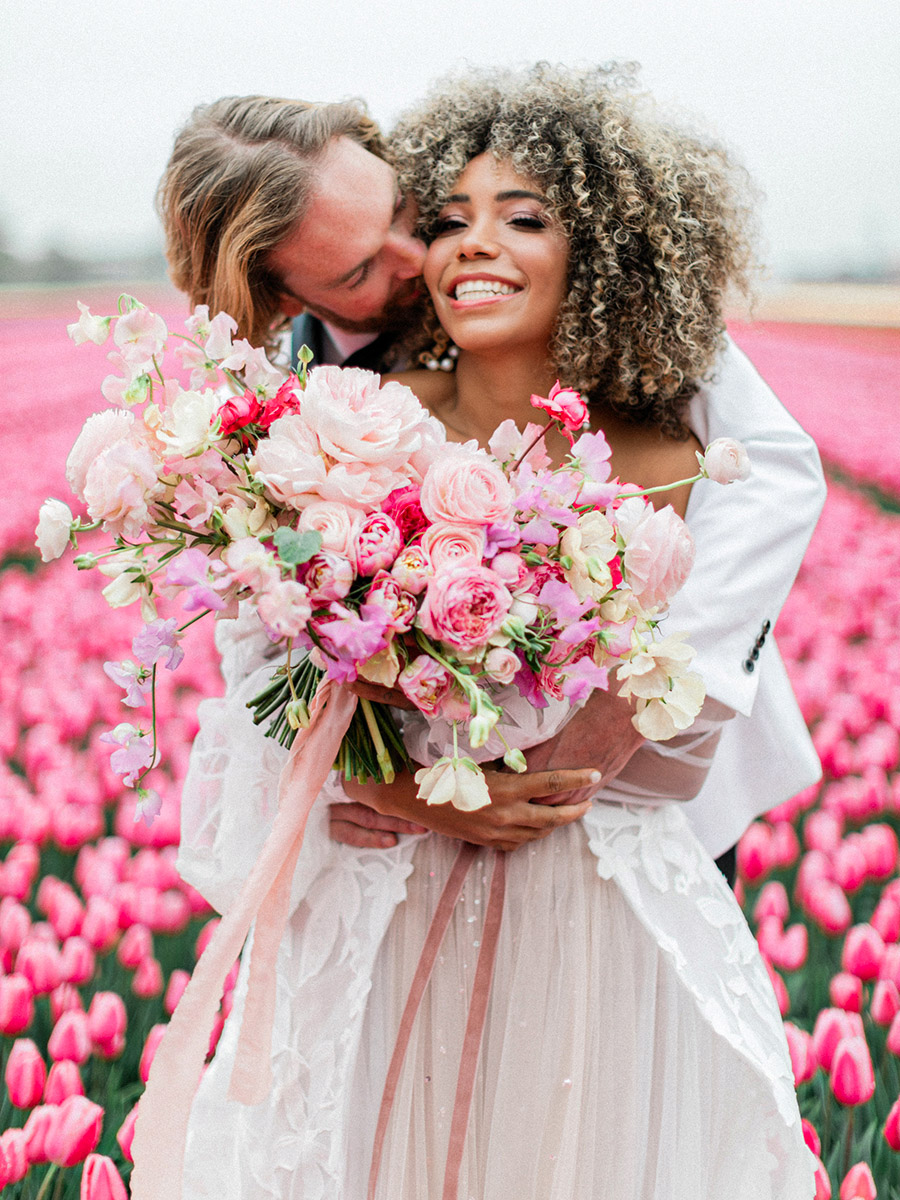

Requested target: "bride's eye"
[
  {"left": 510, "top": 213, "right": 547, "bottom": 229},
  {"left": 432, "top": 214, "right": 467, "bottom": 236}
]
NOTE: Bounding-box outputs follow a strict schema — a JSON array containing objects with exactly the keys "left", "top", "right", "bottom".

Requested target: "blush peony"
[{"left": 418, "top": 563, "right": 512, "bottom": 651}]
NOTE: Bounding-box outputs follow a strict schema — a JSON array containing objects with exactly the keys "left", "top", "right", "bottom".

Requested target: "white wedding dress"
[{"left": 176, "top": 609, "right": 814, "bottom": 1200}]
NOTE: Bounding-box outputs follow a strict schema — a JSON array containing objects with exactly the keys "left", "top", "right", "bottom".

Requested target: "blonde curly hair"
[{"left": 390, "top": 63, "right": 757, "bottom": 434}]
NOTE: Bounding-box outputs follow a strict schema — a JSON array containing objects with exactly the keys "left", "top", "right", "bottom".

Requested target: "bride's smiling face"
[{"left": 424, "top": 154, "right": 569, "bottom": 357}]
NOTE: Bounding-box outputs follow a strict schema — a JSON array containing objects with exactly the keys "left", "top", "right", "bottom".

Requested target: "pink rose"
[
  {"left": 297, "top": 501, "right": 364, "bottom": 558},
  {"left": 483, "top": 647, "right": 520, "bottom": 685},
  {"left": 418, "top": 563, "right": 512, "bottom": 651},
  {"left": 390, "top": 544, "right": 433, "bottom": 594},
  {"left": 302, "top": 551, "right": 355, "bottom": 604},
  {"left": 355, "top": 512, "right": 403, "bottom": 575},
  {"left": 490, "top": 551, "right": 527, "bottom": 586},
  {"left": 702, "top": 438, "right": 751, "bottom": 484},
  {"left": 383, "top": 486, "right": 429, "bottom": 541},
  {"left": 530, "top": 381, "right": 588, "bottom": 438},
  {"left": 617, "top": 499, "right": 695, "bottom": 611},
  {"left": 398, "top": 656, "right": 453, "bottom": 715},
  {"left": 256, "top": 580, "right": 313, "bottom": 639},
  {"left": 217, "top": 390, "right": 263, "bottom": 437},
  {"left": 420, "top": 443, "right": 514, "bottom": 526},
  {"left": 420, "top": 520, "right": 485, "bottom": 572}
]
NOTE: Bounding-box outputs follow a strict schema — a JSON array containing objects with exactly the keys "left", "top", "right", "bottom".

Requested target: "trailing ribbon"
[{"left": 129, "top": 681, "right": 358, "bottom": 1200}]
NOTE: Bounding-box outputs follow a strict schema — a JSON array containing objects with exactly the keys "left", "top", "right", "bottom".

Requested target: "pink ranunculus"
[
  {"left": 355, "top": 512, "right": 403, "bottom": 575},
  {"left": 398, "top": 656, "right": 453, "bottom": 716},
  {"left": 297, "top": 501, "right": 365, "bottom": 559},
  {"left": 617, "top": 499, "right": 695, "bottom": 612},
  {"left": 303, "top": 551, "right": 355, "bottom": 604},
  {"left": 256, "top": 580, "right": 313, "bottom": 640},
  {"left": 420, "top": 520, "right": 485, "bottom": 573},
  {"left": 257, "top": 377, "right": 303, "bottom": 428},
  {"left": 530, "top": 381, "right": 588, "bottom": 438},
  {"left": 366, "top": 572, "right": 417, "bottom": 633},
  {"left": 389, "top": 543, "right": 433, "bottom": 595},
  {"left": 702, "top": 437, "right": 751, "bottom": 484},
  {"left": 420, "top": 442, "right": 514, "bottom": 526},
  {"left": 419, "top": 563, "right": 512, "bottom": 652},
  {"left": 35, "top": 498, "right": 74, "bottom": 562},
  {"left": 250, "top": 415, "right": 327, "bottom": 510},
  {"left": 383, "top": 485, "right": 429, "bottom": 541},
  {"left": 216, "top": 390, "right": 264, "bottom": 437}
]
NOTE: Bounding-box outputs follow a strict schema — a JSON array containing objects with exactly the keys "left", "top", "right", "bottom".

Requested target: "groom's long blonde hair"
[{"left": 157, "top": 96, "right": 384, "bottom": 350}]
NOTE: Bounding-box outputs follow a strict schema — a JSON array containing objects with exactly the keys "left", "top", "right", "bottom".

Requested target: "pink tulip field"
[{"left": 2, "top": 297, "right": 900, "bottom": 1198}]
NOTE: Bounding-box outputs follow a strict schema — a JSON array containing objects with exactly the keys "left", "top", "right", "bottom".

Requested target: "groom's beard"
[{"left": 303, "top": 285, "right": 426, "bottom": 336}]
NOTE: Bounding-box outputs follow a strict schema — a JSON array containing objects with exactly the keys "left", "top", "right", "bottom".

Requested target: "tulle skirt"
[{"left": 182, "top": 806, "right": 814, "bottom": 1200}]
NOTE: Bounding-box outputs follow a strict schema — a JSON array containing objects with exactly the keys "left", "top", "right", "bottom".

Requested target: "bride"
[{"left": 176, "top": 66, "right": 814, "bottom": 1199}]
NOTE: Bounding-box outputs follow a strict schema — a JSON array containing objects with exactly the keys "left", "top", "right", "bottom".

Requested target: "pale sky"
[{"left": 2, "top": 0, "right": 898, "bottom": 280}]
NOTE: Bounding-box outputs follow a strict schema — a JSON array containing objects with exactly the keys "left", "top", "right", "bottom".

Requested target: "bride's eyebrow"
[{"left": 443, "top": 189, "right": 546, "bottom": 204}]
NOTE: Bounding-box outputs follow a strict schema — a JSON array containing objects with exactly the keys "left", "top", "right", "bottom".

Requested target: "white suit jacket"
[{"left": 669, "top": 336, "right": 826, "bottom": 857}]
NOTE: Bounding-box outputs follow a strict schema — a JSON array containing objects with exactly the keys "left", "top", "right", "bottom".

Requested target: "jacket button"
[{"left": 743, "top": 659, "right": 755, "bottom": 674}]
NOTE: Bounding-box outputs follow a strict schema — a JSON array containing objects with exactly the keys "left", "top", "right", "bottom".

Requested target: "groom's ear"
[{"left": 278, "top": 293, "right": 306, "bottom": 318}]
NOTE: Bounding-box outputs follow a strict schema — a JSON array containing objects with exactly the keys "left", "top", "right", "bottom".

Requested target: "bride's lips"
[{"left": 445, "top": 273, "right": 523, "bottom": 310}]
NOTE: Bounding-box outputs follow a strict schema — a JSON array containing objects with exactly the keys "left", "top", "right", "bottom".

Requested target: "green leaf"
[{"left": 273, "top": 527, "right": 322, "bottom": 565}]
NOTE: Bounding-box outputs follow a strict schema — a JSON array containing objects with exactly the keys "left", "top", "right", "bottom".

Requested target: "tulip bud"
[
  {"left": 44, "top": 1060, "right": 85, "bottom": 1105},
  {"left": 888, "top": 1010, "right": 900, "bottom": 1057},
  {"left": 737, "top": 822, "right": 774, "bottom": 883},
  {"left": 0, "top": 1128, "right": 28, "bottom": 1183},
  {"left": 5, "top": 1037, "right": 47, "bottom": 1108},
  {"left": 16, "top": 938, "right": 63, "bottom": 994},
  {"left": 830, "top": 1035, "right": 875, "bottom": 1106},
  {"left": 0, "top": 973, "right": 34, "bottom": 1035},
  {"left": 804, "top": 881, "right": 852, "bottom": 935},
  {"left": 23, "top": 1103, "right": 58, "bottom": 1163},
  {"left": 832, "top": 839, "right": 867, "bottom": 893},
  {"left": 884, "top": 1096, "right": 900, "bottom": 1152},
  {"left": 48, "top": 1009, "right": 92, "bottom": 1064},
  {"left": 839, "top": 1161, "right": 877, "bottom": 1199},
  {"left": 783, "top": 1021, "right": 816, "bottom": 1086},
  {"left": 762, "top": 957, "right": 789, "bottom": 1016},
  {"left": 60, "top": 936, "right": 95, "bottom": 985},
  {"left": 195, "top": 918, "right": 220, "bottom": 959},
  {"left": 44, "top": 1093, "right": 104, "bottom": 1167},
  {"left": 872, "top": 896, "right": 900, "bottom": 944},
  {"left": 81, "top": 1152, "right": 129, "bottom": 1200},
  {"left": 812, "top": 1009, "right": 865, "bottom": 1073},
  {"left": 116, "top": 1102, "right": 139, "bottom": 1163},
  {"left": 842, "top": 924, "right": 885, "bottom": 981},
  {"left": 813, "top": 1157, "right": 832, "bottom": 1200},
  {"left": 753, "top": 881, "right": 789, "bottom": 924},
  {"left": 87, "top": 992, "right": 127, "bottom": 1059},
  {"left": 871, "top": 979, "right": 900, "bottom": 1027},
  {"left": 164, "top": 968, "right": 191, "bottom": 1016},
  {"left": 802, "top": 1117, "right": 821, "bottom": 1157},
  {"left": 80, "top": 897, "right": 119, "bottom": 952},
  {"left": 116, "top": 922, "right": 152, "bottom": 969},
  {"left": 140, "top": 1023, "right": 167, "bottom": 1083},
  {"left": 133, "top": 956, "right": 163, "bottom": 998},
  {"left": 0, "top": 897, "right": 31, "bottom": 951},
  {"left": 830, "top": 972, "right": 863, "bottom": 1013}
]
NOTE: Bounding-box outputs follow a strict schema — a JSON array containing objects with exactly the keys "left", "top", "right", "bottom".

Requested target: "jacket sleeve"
[{"left": 663, "top": 335, "right": 826, "bottom": 717}]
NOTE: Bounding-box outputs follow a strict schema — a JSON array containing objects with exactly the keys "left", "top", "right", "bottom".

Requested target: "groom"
[{"left": 158, "top": 94, "right": 826, "bottom": 881}]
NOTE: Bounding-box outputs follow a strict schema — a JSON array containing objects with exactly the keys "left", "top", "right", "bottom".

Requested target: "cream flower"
[
  {"left": 414, "top": 757, "right": 492, "bottom": 811},
  {"left": 156, "top": 389, "right": 222, "bottom": 457},
  {"left": 631, "top": 673, "right": 706, "bottom": 740},
  {"left": 35, "top": 499, "right": 74, "bottom": 562},
  {"left": 560, "top": 510, "right": 617, "bottom": 601}
]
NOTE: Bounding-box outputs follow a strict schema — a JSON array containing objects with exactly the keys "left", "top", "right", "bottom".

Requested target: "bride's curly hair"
[{"left": 390, "top": 63, "right": 758, "bottom": 435}]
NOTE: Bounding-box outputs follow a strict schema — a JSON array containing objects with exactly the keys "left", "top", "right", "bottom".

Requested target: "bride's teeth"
[{"left": 453, "top": 280, "right": 518, "bottom": 300}]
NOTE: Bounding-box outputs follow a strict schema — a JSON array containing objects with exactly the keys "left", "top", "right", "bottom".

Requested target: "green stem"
[
  {"left": 34, "top": 1164, "right": 59, "bottom": 1200},
  {"left": 615, "top": 471, "right": 704, "bottom": 500},
  {"left": 359, "top": 698, "right": 395, "bottom": 784}
]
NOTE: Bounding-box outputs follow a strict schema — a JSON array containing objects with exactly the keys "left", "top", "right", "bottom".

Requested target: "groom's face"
[{"left": 268, "top": 137, "right": 427, "bottom": 334}]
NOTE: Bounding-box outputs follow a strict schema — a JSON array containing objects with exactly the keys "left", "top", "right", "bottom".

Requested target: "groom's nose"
[{"left": 386, "top": 230, "right": 427, "bottom": 279}]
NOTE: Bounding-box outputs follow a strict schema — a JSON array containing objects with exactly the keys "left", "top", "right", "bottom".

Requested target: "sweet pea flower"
[
  {"left": 67, "top": 302, "right": 111, "bottom": 346},
  {"left": 165, "top": 547, "right": 231, "bottom": 612},
  {"left": 81, "top": 1152, "right": 129, "bottom": 1200},
  {"left": 113, "top": 306, "right": 168, "bottom": 366},
  {"left": 415, "top": 756, "right": 491, "bottom": 811},
  {"left": 35, "top": 498, "right": 74, "bottom": 562},
  {"left": 256, "top": 580, "right": 313, "bottom": 640},
  {"left": 699, "top": 437, "right": 750, "bottom": 484},
  {"left": 132, "top": 618, "right": 184, "bottom": 670},
  {"left": 103, "top": 659, "right": 151, "bottom": 707},
  {"left": 157, "top": 387, "right": 222, "bottom": 457},
  {"left": 98, "top": 723, "right": 154, "bottom": 786}
]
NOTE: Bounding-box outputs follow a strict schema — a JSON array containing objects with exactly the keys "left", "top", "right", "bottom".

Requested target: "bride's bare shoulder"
[{"left": 382, "top": 369, "right": 455, "bottom": 417}]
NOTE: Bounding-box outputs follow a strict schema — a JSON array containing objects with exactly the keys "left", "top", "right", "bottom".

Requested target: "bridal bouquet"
[{"left": 37, "top": 296, "right": 749, "bottom": 817}]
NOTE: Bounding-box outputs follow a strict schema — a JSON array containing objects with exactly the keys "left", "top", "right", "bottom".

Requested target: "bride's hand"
[{"left": 329, "top": 765, "right": 598, "bottom": 853}]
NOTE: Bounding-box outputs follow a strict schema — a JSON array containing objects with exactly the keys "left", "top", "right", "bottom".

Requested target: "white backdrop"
[{"left": 2, "top": 0, "right": 898, "bottom": 279}]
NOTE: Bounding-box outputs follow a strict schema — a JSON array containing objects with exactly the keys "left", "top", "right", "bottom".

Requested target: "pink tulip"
[
  {"left": 0, "top": 1128, "right": 29, "bottom": 1183},
  {"left": 23, "top": 1103, "right": 58, "bottom": 1163},
  {"left": 859, "top": 823, "right": 899, "bottom": 878},
  {"left": 843, "top": 924, "right": 885, "bottom": 981},
  {"left": 802, "top": 1118, "right": 821, "bottom": 1156},
  {"left": 116, "top": 1101, "right": 139, "bottom": 1163},
  {"left": 830, "top": 1035, "right": 875, "bottom": 1106},
  {"left": 753, "top": 880, "right": 789, "bottom": 924},
  {"left": 737, "top": 822, "right": 775, "bottom": 883},
  {"left": 888, "top": 1011, "right": 900, "bottom": 1057},
  {"left": 0, "top": 897, "right": 31, "bottom": 950},
  {"left": 87, "top": 991, "right": 127, "bottom": 1058},
  {"left": 16, "top": 938, "right": 63, "bottom": 994},
  {"left": 762, "top": 957, "right": 789, "bottom": 1016},
  {"left": 0, "top": 973, "right": 35, "bottom": 1035},
  {"left": 140, "top": 1023, "right": 167, "bottom": 1083},
  {"left": 812, "top": 1009, "right": 865, "bottom": 1072},
  {"left": 44, "top": 1093, "right": 104, "bottom": 1167},
  {"left": 795, "top": 849, "right": 833, "bottom": 904},
  {"left": 830, "top": 972, "right": 863, "bottom": 1013},
  {"left": 6, "top": 1037, "right": 47, "bottom": 1108},
  {"left": 881, "top": 944, "right": 900, "bottom": 989},
  {"left": 50, "top": 982, "right": 84, "bottom": 1024},
  {"left": 195, "top": 917, "right": 219, "bottom": 958},
  {"left": 755, "top": 915, "right": 783, "bottom": 959},
  {"left": 47, "top": 888, "right": 85, "bottom": 940},
  {"left": 44, "top": 1059, "right": 85, "bottom": 1104},
  {"left": 80, "top": 896, "right": 119, "bottom": 951},
  {"left": 804, "top": 810, "right": 843, "bottom": 854},
  {"left": 833, "top": 841, "right": 868, "bottom": 892},
  {"left": 885, "top": 1095, "right": 900, "bottom": 1151},
  {"left": 164, "top": 968, "right": 190, "bottom": 1015},
  {"left": 872, "top": 979, "right": 900, "bottom": 1027},
  {"left": 81, "top": 1152, "right": 129, "bottom": 1200},
  {"left": 117, "top": 922, "right": 152, "bottom": 969},
  {"left": 813, "top": 1157, "right": 832, "bottom": 1200},
  {"left": 770, "top": 821, "right": 800, "bottom": 868},
  {"left": 839, "top": 1161, "right": 877, "bottom": 1200},
  {"left": 783, "top": 1021, "right": 817, "bottom": 1085},
  {"left": 48, "top": 1009, "right": 92, "bottom": 1064},
  {"left": 133, "top": 955, "right": 163, "bottom": 998},
  {"left": 872, "top": 896, "right": 900, "bottom": 944},
  {"left": 804, "top": 881, "right": 852, "bottom": 935},
  {"left": 774, "top": 923, "right": 808, "bottom": 971},
  {"left": 59, "top": 935, "right": 95, "bottom": 985}
]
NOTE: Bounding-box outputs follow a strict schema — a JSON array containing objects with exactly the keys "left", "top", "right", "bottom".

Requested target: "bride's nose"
[{"left": 455, "top": 221, "right": 500, "bottom": 260}]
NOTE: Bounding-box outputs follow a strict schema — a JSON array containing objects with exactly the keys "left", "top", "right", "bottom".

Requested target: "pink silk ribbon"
[{"left": 129, "top": 681, "right": 358, "bottom": 1200}]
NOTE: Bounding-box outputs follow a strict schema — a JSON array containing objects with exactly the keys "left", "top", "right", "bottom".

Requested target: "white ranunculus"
[
  {"left": 35, "top": 498, "right": 74, "bottom": 562},
  {"left": 701, "top": 438, "right": 751, "bottom": 485}
]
